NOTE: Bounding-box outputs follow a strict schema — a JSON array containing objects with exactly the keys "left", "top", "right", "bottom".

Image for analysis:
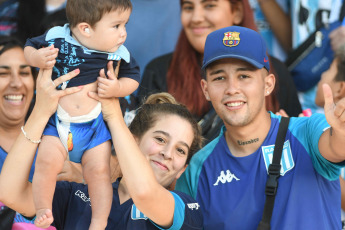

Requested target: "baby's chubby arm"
[
  {"left": 24, "top": 45, "right": 59, "bottom": 69},
  {"left": 97, "top": 61, "right": 139, "bottom": 98}
]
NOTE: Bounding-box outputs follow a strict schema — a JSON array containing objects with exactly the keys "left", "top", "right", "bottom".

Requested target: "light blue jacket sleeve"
[{"left": 289, "top": 113, "right": 345, "bottom": 180}]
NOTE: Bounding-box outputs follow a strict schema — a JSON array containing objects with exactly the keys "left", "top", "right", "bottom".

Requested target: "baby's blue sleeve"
[{"left": 25, "top": 32, "right": 49, "bottom": 49}]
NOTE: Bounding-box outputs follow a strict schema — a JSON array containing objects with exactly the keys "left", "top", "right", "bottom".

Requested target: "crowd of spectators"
[{"left": 1, "top": 0, "right": 345, "bottom": 229}]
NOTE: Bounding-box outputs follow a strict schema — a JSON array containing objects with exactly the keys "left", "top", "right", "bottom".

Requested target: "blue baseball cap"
[{"left": 202, "top": 26, "right": 270, "bottom": 71}]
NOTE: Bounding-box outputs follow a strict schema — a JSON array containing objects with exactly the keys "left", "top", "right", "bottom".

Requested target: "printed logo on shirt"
[
  {"left": 213, "top": 169, "right": 240, "bottom": 186},
  {"left": 75, "top": 190, "right": 91, "bottom": 206},
  {"left": 262, "top": 140, "right": 294, "bottom": 176},
  {"left": 187, "top": 203, "right": 200, "bottom": 210},
  {"left": 131, "top": 204, "right": 148, "bottom": 220}
]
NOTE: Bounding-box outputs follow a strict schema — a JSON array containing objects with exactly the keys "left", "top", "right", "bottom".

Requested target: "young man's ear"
[
  {"left": 77, "top": 22, "right": 92, "bottom": 37},
  {"left": 264, "top": 72, "right": 276, "bottom": 96},
  {"left": 201, "top": 79, "right": 211, "bottom": 101}
]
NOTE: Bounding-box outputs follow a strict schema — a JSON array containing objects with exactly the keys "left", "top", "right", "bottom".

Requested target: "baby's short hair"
[
  {"left": 335, "top": 44, "right": 345, "bottom": 82},
  {"left": 66, "top": 0, "right": 132, "bottom": 28}
]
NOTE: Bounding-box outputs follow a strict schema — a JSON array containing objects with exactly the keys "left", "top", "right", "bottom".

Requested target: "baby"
[{"left": 24, "top": 0, "right": 139, "bottom": 229}]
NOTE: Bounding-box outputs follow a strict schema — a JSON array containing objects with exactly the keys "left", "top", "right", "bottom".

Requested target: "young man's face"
[
  {"left": 90, "top": 9, "right": 131, "bottom": 52},
  {"left": 315, "top": 58, "right": 339, "bottom": 107},
  {"left": 201, "top": 58, "right": 274, "bottom": 127}
]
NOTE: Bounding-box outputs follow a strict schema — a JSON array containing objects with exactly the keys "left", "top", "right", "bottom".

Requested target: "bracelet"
[{"left": 21, "top": 126, "right": 41, "bottom": 144}]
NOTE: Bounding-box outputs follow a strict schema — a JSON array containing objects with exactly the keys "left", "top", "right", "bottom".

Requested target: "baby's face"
[
  {"left": 89, "top": 9, "right": 131, "bottom": 53},
  {"left": 315, "top": 58, "right": 338, "bottom": 107}
]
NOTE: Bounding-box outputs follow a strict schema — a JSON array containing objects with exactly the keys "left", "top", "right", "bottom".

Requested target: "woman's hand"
[
  {"left": 88, "top": 61, "right": 123, "bottom": 122},
  {"left": 34, "top": 68, "right": 82, "bottom": 118}
]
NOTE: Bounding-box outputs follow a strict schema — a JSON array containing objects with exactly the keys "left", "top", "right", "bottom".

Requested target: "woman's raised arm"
[
  {"left": 89, "top": 62, "right": 177, "bottom": 228},
  {"left": 0, "top": 68, "right": 81, "bottom": 216}
]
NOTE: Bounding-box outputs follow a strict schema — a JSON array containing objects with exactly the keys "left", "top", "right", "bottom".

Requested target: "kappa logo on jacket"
[
  {"left": 75, "top": 190, "right": 91, "bottom": 206},
  {"left": 187, "top": 203, "right": 200, "bottom": 210},
  {"left": 213, "top": 169, "right": 240, "bottom": 186}
]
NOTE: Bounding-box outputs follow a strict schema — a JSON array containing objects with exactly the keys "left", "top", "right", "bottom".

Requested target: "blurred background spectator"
[{"left": 0, "top": 0, "right": 67, "bottom": 44}]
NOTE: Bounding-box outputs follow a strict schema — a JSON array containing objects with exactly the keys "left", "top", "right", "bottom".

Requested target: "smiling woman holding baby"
[{"left": 0, "top": 61, "right": 204, "bottom": 229}]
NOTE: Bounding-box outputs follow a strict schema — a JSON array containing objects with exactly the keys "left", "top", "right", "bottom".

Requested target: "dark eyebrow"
[
  {"left": 209, "top": 69, "right": 225, "bottom": 76},
  {"left": 0, "top": 65, "right": 10, "bottom": 70},
  {"left": 181, "top": 0, "right": 192, "bottom": 5},
  {"left": 236, "top": 66, "right": 257, "bottom": 72},
  {"left": 182, "top": 0, "right": 216, "bottom": 5},
  {"left": 208, "top": 65, "right": 258, "bottom": 76},
  {"left": 153, "top": 130, "right": 190, "bottom": 150},
  {"left": 0, "top": 65, "right": 30, "bottom": 70}
]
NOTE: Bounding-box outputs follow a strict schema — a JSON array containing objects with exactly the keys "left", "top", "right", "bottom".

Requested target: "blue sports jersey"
[
  {"left": 176, "top": 112, "right": 344, "bottom": 230},
  {"left": 0, "top": 146, "right": 39, "bottom": 226},
  {"left": 25, "top": 24, "right": 140, "bottom": 88},
  {"left": 0, "top": 146, "right": 36, "bottom": 182},
  {"left": 52, "top": 179, "right": 203, "bottom": 230}
]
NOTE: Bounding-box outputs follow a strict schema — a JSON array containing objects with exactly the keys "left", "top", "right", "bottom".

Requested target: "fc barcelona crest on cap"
[
  {"left": 223, "top": 32, "right": 240, "bottom": 47},
  {"left": 202, "top": 26, "right": 270, "bottom": 71}
]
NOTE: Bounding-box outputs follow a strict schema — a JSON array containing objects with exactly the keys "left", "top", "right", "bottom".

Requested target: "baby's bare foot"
[{"left": 35, "top": 208, "right": 54, "bottom": 228}]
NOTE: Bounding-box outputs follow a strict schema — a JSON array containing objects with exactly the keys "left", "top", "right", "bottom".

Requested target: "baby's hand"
[
  {"left": 32, "top": 45, "right": 59, "bottom": 69},
  {"left": 97, "top": 68, "right": 120, "bottom": 98}
]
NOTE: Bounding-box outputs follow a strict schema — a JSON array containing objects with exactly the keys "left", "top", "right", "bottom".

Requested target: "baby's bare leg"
[
  {"left": 82, "top": 141, "right": 112, "bottom": 230},
  {"left": 33, "top": 135, "right": 66, "bottom": 228}
]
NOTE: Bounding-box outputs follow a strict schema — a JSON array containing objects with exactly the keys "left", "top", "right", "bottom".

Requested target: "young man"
[{"left": 176, "top": 26, "right": 345, "bottom": 229}]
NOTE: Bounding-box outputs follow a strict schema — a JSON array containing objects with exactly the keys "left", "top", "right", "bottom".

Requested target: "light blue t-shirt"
[{"left": 249, "top": 0, "right": 289, "bottom": 61}]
